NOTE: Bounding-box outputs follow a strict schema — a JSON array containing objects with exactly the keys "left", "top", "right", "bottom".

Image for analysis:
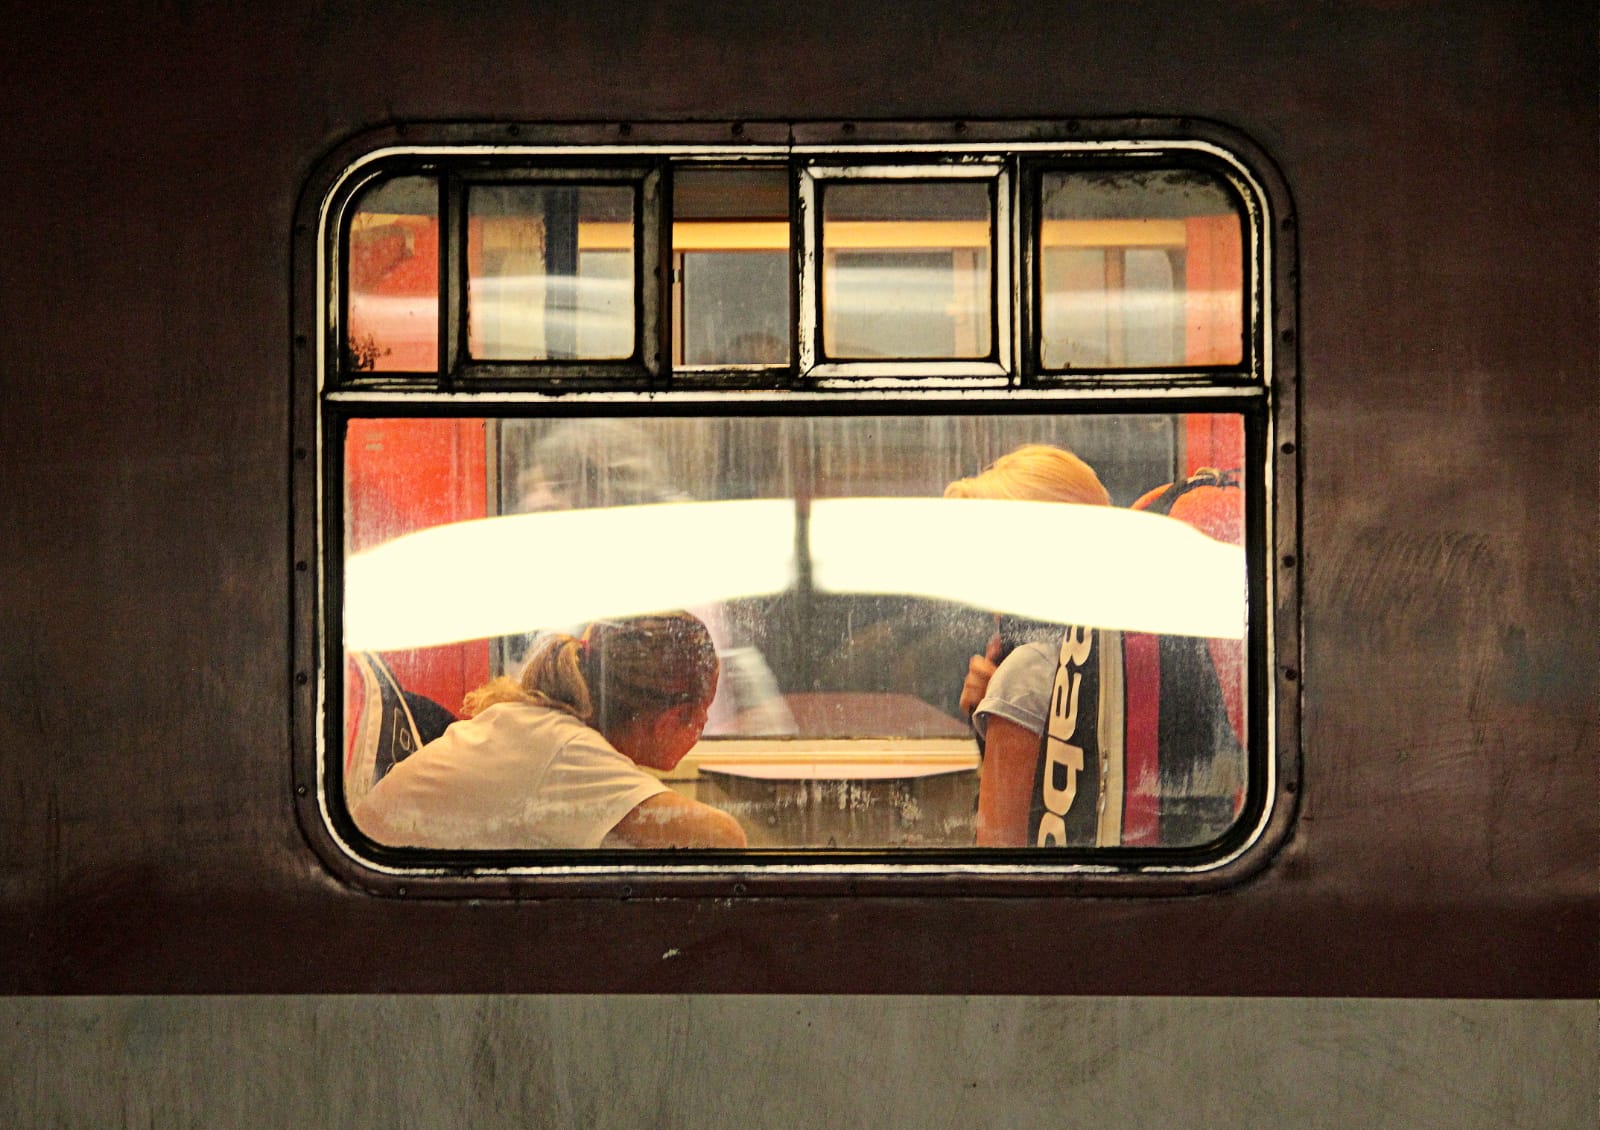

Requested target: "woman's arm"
[
  {"left": 975, "top": 715, "right": 1040, "bottom": 847},
  {"left": 602, "top": 790, "right": 748, "bottom": 848}
]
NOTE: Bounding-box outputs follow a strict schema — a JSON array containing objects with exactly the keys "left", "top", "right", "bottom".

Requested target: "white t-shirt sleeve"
[
  {"left": 534, "top": 726, "right": 671, "bottom": 848},
  {"left": 972, "top": 641, "right": 1056, "bottom": 741},
  {"left": 352, "top": 703, "right": 670, "bottom": 850}
]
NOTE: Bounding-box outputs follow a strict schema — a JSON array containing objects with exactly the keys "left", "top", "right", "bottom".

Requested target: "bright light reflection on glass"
[
  {"left": 344, "top": 501, "right": 796, "bottom": 650},
  {"left": 812, "top": 499, "right": 1244, "bottom": 639},
  {"left": 345, "top": 498, "right": 1243, "bottom": 651}
]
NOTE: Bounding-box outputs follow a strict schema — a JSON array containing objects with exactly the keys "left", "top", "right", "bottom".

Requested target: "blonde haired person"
[
  {"left": 946, "top": 443, "right": 1111, "bottom": 718},
  {"left": 945, "top": 445, "right": 1112, "bottom": 846},
  {"left": 943, "top": 442, "right": 1111, "bottom": 508},
  {"left": 353, "top": 613, "right": 746, "bottom": 849}
]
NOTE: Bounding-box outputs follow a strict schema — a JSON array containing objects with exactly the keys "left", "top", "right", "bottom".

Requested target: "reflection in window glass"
[
  {"left": 345, "top": 175, "right": 439, "bottom": 372},
  {"left": 467, "top": 184, "right": 635, "bottom": 360},
  {"left": 821, "top": 182, "right": 993, "bottom": 359},
  {"left": 341, "top": 412, "right": 1247, "bottom": 851},
  {"left": 1039, "top": 169, "right": 1243, "bottom": 369},
  {"left": 673, "top": 168, "right": 790, "bottom": 366}
]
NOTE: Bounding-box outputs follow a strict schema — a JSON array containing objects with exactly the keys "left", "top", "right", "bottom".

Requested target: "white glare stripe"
[
  {"left": 344, "top": 501, "right": 796, "bottom": 651},
  {"left": 809, "top": 499, "right": 1245, "bottom": 640},
  {"left": 344, "top": 497, "right": 1246, "bottom": 651}
]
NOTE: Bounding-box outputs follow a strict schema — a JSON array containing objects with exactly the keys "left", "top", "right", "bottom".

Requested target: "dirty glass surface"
[
  {"left": 820, "top": 182, "right": 993, "bottom": 360},
  {"left": 340, "top": 412, "right": 1248, "bottom": 851},
  {"left": 345, "top": 175, "right": 439, "bottom": 372},
  {"left": 673, "top": 167, "right": 791, "bottom": 366},
  {"left": 466, "top": 184, "right": 635, "bottom": 360},
  {"left": 1038, "top": 169, "right": 1244, "bottom": 369}
]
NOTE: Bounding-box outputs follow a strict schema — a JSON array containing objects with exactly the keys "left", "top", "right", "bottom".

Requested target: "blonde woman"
[
  {"left": 353, "top": 613, "right": 746, "bottom": 849},
  {"left": 945, "top": 445, "right": 1112, "bottom": 846}
]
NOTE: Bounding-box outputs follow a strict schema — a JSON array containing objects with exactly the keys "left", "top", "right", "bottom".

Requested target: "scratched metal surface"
[{"left": 0, "top": 0, "right": 1593, "bottom": 996}]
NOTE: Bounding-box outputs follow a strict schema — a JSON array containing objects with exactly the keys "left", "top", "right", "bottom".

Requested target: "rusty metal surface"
[{"left": 0, "top": 0, "right": 1593, "bottom": 996}]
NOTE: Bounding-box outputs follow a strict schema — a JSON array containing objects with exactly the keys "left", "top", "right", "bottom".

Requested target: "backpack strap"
[{"left": 1137, "top": 467, "right": 1240, "bottom": 516}]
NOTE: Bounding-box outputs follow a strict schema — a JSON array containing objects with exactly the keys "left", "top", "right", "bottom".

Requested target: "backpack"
[
  {"left": 344, "top": 652, "right": 455, "bottom": 809},
  {"left": 1028, "top": 469, "right": 1246, "bottom": 847}
]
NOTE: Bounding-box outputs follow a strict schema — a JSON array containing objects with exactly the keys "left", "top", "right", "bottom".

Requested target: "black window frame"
[{"left": 801, "top": 160, "right": 1011, "bottom": 378}]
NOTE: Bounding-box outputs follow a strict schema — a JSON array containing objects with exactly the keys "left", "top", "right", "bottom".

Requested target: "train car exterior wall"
[{"left": 1, "top": 0, "right": 1593, "bottom": 1121}]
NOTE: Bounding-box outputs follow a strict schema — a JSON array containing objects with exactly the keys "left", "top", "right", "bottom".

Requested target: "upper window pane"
[
  {"left": 673, "top": 167, "right": 791, "bottom": 367},
  {"left": 1039, "top": 169, "right": 1244, "bottom": 369},
  {"left": 345, "top": 175, "right": 439, "bottom": 372},
  {"left": 821, "top": 182, "right": 993, "bottom": 360},
  {"left": 467, "top": 184, "right": 636, "bottom": 361}
]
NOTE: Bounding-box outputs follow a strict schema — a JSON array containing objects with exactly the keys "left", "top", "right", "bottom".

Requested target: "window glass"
[
  {"left": 467, "top": 184, "right": 636, "bottom": 360},
  {"left": 307, "top": 132, "right": 1290, "bottom": 887},
  {"left": 673, "top": 167, "right": 791, "bottom": 366},
  {"left": 340, "top": 411, "right": 1248, "bottom": 850},
  {"left": 821, "top": 182, "right": 993, "bottom": 359},
  {"left": 345, "top": 175, "right": 439, "bottom": 372},
  {"left": 1039, "top": 169, "right": 1243, "bottom": 369}
]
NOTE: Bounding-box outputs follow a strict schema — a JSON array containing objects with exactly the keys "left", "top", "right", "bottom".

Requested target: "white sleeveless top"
[{"left": 352, "top": 701, "right": 667, "bottom": 849}]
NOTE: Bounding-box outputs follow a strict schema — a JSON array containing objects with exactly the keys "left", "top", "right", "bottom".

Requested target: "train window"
[
  {"left": 467, "top": 183, "right": 637, "bottom": 361},
  {"left": 1036, "top": 168, "right": 1245, "bottom": 370},
  {"left": 672, "top": 167, "right": 791, "bottom": 368},
  {"left": 820, "top": 179, "right": 994, "bottom": 360},
  {"left": 345, "top": 174, "right": 439, "bottom": 372},
  {"left": 295, "top": 121, "right": 1298, "bottom": 894},
  {"left": 342, "top": 410, "right": 1249, "bottom": 852},
  {"left": 801, "top": 162, "right": 1010, "bottom": 379}
]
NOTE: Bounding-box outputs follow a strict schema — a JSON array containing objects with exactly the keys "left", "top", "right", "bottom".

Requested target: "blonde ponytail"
[
  {"left": 459, "top": 613, "right": 715, "bottom": 737},
  {"left": 461, "top": 634, "right": 594, "bottom": 721}
]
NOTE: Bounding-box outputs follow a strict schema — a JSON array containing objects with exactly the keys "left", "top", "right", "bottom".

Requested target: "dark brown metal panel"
[{"left": 0, "top": 0, "right": 1592, "bottom": 996}]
